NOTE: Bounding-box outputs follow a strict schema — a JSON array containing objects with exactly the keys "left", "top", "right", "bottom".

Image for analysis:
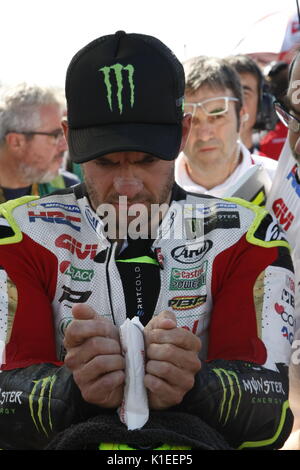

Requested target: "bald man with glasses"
[{"left": 0, "top": 83, "right": 79, "bottom": 202}]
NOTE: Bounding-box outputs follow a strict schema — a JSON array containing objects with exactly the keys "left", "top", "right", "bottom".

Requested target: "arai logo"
[{"left": 171, "top": 240, "right": 213, "bottom": 264}]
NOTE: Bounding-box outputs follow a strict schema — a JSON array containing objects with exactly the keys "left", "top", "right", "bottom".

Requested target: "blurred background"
[{"left": 0, "top": 0, "right": 297, "bottom": 87}]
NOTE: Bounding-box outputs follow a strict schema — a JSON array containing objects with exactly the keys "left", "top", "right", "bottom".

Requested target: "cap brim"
[{"left": 68, "top": 122, "right": 182, "bottom": 163}]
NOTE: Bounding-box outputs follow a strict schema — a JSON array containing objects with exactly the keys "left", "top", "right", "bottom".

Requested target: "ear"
[
  {"left": 5, "top": 132, "right": 26, "bottom": 152},
  {"left": 238, "top": 106, "right": 249, "bottom": 132},
  {"left": 61, "top": 118, "right": 69, "bottom": 140},
  {"left": 179, "top": 113, "right": 192, "bottom": 153}
]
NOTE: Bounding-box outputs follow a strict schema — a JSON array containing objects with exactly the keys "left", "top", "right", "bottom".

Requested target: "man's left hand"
[{"left": 144, "top": 310, "right": 201, "bottom": 410}]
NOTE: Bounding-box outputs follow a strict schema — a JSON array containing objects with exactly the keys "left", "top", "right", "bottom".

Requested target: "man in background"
[
  {"left": 0, "top": 83, "right": 79, "bottom": 202},
  {"left": 175, "top": 56, "right": 277, "bottom": 205},
  {"left": 226, "top": 54, "right": 277, "bottom": 156},
  {"left": 259, "top": 61, "right": 289, "bottom": 160},
  {"left": 266, "top": 52, "right": 300, "bottom": 450}
]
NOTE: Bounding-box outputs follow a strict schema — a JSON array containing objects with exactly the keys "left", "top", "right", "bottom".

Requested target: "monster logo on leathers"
[
  {"left": 99, "top": 63, "right": 135, "bottom": 114},
  {"left": 29, "top": 375, "right": 56, "bottom": 436},
  {"left": 212, "top": 368, "right": 242, "bottom": 426}
]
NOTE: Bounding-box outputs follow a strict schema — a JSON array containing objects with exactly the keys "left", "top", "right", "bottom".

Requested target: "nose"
[
  {"left": 113, "top": 165, "right": 144, "bottom": 199},
  {"left": 57, "top": 134, "right": 68, "bottom": 152},
  {"left": 192, "top": 119, "right": 215, "bottom": 141}
]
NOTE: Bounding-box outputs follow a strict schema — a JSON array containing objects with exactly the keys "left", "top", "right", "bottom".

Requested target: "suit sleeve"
[
  {"left": 0, "top": 208, "right": 99, "bottom": 449},
  {"left": 175, "top": 359, "right": 293, "bottom": 449},
  {"left": 176, "top": 212, "right": 295, "bottom": 449},
  {"left": 0, "top": 363, "right": 99, "bottom": 449}
]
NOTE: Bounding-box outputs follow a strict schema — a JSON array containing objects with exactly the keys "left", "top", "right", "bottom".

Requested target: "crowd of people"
[{"left": 0, "top": 28, "right": 299, "bottom": 451}]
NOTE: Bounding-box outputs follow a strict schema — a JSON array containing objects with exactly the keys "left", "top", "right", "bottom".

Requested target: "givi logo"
[{"left": 55, "top": 234, "right": 97, "bottom": 259}]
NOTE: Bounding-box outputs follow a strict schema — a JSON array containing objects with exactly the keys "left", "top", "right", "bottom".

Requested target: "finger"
[
  {"left": 146, "top": 359, "right": 196, "bottom": 390},
  {"left": 64, "top": 336, "right": 122, "bottom": 369},
  {"left": 72, "top": 354, "right": 125, "bottom": 386},
  {"left": 72, "top": 303, "right": 98, "bottom": 320},
  {"left": 79, "top": 371, "right": 125, "bottom": 407},
  {"left": 144, "top": 374, "right": 186, "bottom": 409},
  {"left": 144, "top": 310, "right": 177, "bottom": 332},
  {"left": 146, "top": 343, "right": 201, "bottom": 372},
  {"left": 64, "top": 316, "right": 119, "bottom": 349},
  {"left": 145, "top": 326, "right": 201, "bottom": 352}
]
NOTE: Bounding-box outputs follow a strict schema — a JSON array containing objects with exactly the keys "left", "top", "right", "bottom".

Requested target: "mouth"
[
  {"left": 198, "top": 147, "right": 217, "bottom": 152},
  {"left": 110, "top": 200, "right": 149, "bottom": 209}
]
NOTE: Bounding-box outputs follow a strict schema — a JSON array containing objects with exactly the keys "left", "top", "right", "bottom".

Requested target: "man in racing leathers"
[
  {"left": 266, "top": 51, "right": 300, "bottom": 449},
  {"left": 0, "top": 31, "right": 295, "bottom": 450}
]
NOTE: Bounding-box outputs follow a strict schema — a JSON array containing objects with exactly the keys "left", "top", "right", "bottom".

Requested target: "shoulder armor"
[
  {"left": 0, "top": 196, "right": 39, "bottom": 245},
  {"left": 224, "top": 197, "right": 291, "bottom": 250}
]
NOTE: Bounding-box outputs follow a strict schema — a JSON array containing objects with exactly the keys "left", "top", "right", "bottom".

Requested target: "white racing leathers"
[
  {"left": 0, "top": 183, "right": 295, "bottom": 449},
  {"left": 267, "top": 140, "right": 300, "bottom": 320},
  {"left": 267, "top": 140, "right": 300, "bottom": 448}
]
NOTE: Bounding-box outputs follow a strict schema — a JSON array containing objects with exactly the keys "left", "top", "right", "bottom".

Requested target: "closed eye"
[
  {"left": 93, "top": 154, "right": 159, "bottom": 167},
  {"left": 94, "top": 158, "right": 119, "bottom": 167},
  {"left": 138, "top": 155, "right": 158, "bottom": 164}
]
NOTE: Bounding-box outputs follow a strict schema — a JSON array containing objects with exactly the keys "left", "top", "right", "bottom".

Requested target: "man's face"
[
  {"left": 19, "top": 104, "right": 67, "bottom": 183},
  {"left": 83, "top": 151, "right": 175, "bottom": 237},
  {"left": 183, "top": 86, "right": 240, "bottom": 170},
  {"left": 239, "top": 72, "right": 259, "bottom": 131},
  {"left": 287, "top": 56, "right": 300, "bottom": 163}
]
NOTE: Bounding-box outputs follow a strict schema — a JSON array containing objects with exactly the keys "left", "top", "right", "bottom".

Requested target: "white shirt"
[{"left": 175, "top": 141, "right": 278, "bottom": 198}]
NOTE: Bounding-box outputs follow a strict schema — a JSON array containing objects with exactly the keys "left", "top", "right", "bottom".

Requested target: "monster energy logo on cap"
[{"left": 99, "top": 63, "right": 135, "bottom": 114}]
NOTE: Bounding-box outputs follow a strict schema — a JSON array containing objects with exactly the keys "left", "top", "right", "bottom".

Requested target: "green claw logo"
[
  {"left": 29, "top": 375, "right": 57, "bottom": 436},
  {"left": 99, "top": 63, "right": 135, "bottom": 114},
  {"left": 212, "top": 368, "right": 242, "bottom": 425}
]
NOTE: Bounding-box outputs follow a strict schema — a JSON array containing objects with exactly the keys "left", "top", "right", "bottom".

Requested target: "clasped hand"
[{"left": 64, "top": 304, "right": 201, "bottom": 410}]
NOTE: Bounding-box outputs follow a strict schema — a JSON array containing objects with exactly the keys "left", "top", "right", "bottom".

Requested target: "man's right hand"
[{"left": 63, "top": 304, "right": 125, "bottom": 409}]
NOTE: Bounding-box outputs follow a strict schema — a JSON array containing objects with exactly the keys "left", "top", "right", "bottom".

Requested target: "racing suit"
[
  {"left": 266, "top": 140, "right": 300, "bottom": 318},
  {"left": 266, "top": 140, "right": 300, "bottom": 448},
  {"left": 0, "top": 183, "right": 295, "bottom": 449}
]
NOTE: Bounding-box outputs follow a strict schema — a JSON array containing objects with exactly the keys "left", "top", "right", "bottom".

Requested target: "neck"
[
  {"left": 89, "top": 191, "right": 172, "bottom": 246},
  {"left": 240, "top": 129, "right": 253, "bottom": 151},
  {"left": 185, "top": 147, "right": 242, "bottom": 190}
]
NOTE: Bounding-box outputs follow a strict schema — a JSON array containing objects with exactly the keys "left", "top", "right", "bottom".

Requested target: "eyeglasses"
[
  {"left": 273, "top": 100, "right": 300, "bottom": 133},
  {"left": 7, "top": 128, "right": 65, "bottom": 141},
  {"left": 184, "top": 96, "right": 240, "bottom": 118}
]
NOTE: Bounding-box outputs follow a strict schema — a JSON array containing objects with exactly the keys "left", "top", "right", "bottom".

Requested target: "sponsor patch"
[
  {"left": 168, "top": 295, "right": 207, "bottom": 310},
  {"left": 169, "top": 262, "right": 207, "bottom": 290},
  {"left": 58, "top": 317, "right": 73, "bottom": 338},
  {"left": 58, "top": 285, "right": 92, "bottom": 303},
  {"left": 185, "top": 211, "right": 240, "bottom": 238},
  {"left": 29, "top": 375, "right": 56, "bottom": 435},
  {"left": 272, "top": 198, "right": 294, "bottom": 231},
  {"left": 85, "top": 206, "right": 100, "bottom": 233},
  {"left": 287, "top": 164, "right": 300, "bottom": 198},
  {"left": 184, "top": 202, "right": 238, "bottom": 216},
  {"left": 264, "top": 219, "right": 287, "bottom": 242},
  {"left": 28, "top": 211, "right": 81, "bottom": 232},
  {"left": 171, "top": 241, "right": 213, "bottom": 264},
  {"left": 60, "top": 261, "right": 94, "bottom": 282},
  {"left": 37, "top": 202, "right": 80, "bottom": 213},
  {"left": 55, "top": 234, "right": 98, "bottom": 260}
]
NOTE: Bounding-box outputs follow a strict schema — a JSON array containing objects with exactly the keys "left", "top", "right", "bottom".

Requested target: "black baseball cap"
[{"left": 65, "top": 31, "right": 185, "bottom": 163}]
